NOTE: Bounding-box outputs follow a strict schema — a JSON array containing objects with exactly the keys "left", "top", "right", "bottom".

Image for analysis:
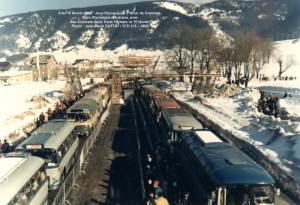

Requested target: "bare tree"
[
  {"left": 165, "top": 24, "right": 190, "bottom": 82},
  {"left": 217, "top": 47, "right": 235, "bottom": 84},
  {"left": 185, "top": 26, "right": 201, "bottom": 83},
  {"left": 273, "top": 52, "right": 295, "bottom": 78},
  {"left": 192, "top": 28, "right": 221, "bottom": 94},
  {"left": 230, "top": 30, "right": 267, "bottom": 87}
]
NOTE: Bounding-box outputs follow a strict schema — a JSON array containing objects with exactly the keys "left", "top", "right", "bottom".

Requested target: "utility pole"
[{"left": 36, "top": 48, "right": 41, "bottom": 81}]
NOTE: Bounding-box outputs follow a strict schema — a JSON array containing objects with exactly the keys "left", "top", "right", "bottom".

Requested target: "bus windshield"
[
  {"left": 223, "top": 185, "right": 274, "bottom": 205},
  {"left": 29, "top": 149, "right": 59, "bottom": 167},
  {"left": 67, "top": 113, "right": 91, "bottom": 122}
]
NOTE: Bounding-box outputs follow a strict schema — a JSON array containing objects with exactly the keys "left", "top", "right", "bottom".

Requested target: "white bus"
[
  {"left": 0, "top": 154, "right": 48, "bottom": 205},
  {"left": 15, "top": 119, "right": 79, "bottom": 190}
]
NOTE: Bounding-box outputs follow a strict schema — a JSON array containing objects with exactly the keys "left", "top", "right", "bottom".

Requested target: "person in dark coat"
[
  {"left": 145, "top": 192, "right": 156, "bottom": 205},
  {"left": 1, "top": 139, "right": 10, "bottom": 153},
  {"left": 39, "top": 112, "right": 45, "bottom": 123}
]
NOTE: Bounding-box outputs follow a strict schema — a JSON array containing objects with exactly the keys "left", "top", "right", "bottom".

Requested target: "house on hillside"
[
  {"left": 0, "top": 61, "right": 11, "bottom": 72},
  {"left": 119, "top": 55, "right": 153, "bottom": 68},
  {"left": 31, "top": 55, "right": 60, "bottom": 81},
  {"left": 71, "top": 59, "right": 95, "bottom": 77}
]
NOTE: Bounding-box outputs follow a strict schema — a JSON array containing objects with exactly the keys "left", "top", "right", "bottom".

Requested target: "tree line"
[{"left": 164, "top": 23, "right": 295, "bottom": 92}]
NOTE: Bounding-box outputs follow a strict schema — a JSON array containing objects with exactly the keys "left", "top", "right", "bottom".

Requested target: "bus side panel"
[
  {"left": 29, "top": 181, "right": 48, "bottom": 205},
  {"left": 60, "top": 138, "right": 79, "bottom": 173},
  {"left": 46, "top": 167, "right": 62, "bottom": 190},
  {"left": 179, "top": 145, "right": 211, "bottom": 205}
]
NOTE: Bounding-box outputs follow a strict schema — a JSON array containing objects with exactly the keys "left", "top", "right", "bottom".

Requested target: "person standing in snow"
[{"left": 1, "top": 139, "right": 10, "bottom": 153}]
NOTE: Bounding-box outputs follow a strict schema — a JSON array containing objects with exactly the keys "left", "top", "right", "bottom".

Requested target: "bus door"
[{"left": 218, "top": 187, "right": 227, "bottom": 205}]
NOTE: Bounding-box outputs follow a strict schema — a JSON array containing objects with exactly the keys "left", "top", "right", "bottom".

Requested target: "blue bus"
[{"left": 179, "top": 129, "right": 276, "bottom": 205}]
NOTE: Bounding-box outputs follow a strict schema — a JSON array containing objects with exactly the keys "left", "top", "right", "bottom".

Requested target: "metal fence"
[{"left": 51, "top": 100, "right": 112, "bottom": 205}]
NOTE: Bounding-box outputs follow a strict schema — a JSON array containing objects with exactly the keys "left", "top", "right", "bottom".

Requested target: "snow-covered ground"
[
  {"left": 154, "top": 77, "right": 300, "bottom": 199},
  {"left": 0, "top": 39, "right": 300, "bottom": 201}
]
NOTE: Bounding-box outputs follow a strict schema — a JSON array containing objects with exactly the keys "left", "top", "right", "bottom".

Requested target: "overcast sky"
[{"left": 0, "top": 0, "right": 212, "bottom": 17}]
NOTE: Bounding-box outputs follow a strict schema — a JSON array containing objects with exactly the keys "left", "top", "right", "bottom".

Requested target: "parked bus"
[
  {"left": 0, "top": 154, "right": 48, "bottom": 205},
  {"left": 159, "top": 108, "right": 203, "bottom": 146},
  {"left": 15, "top": 120, "right": 79, "bottom": 190},
  {"left": 153, "top": 97, "right": 181, "bottom": 122},
  {"left": 179, "top": 129, "right": 276, "bottom": 205},
  {"left": 85, "top": 89, "right": 103, "bottom": 114},
  {"left": 66, "top": 97, "right": 100, "bottom": 136},
  {"left": 96, "top": 84, "right": 111, "bottom": 110}
]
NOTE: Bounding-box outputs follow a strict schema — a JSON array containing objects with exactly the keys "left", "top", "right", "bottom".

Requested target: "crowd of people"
[
  {"left": 142, "top": 142, "right": 191, "bottom": 205},
  {"left": 35, "top": 98, "right": 76, "bottom": 128},
  {"left": 1, "top": 95, "right": 82, "bottom": 154},
  {"left": 257, "top": 91, "right": 290, "bottom": 120}
]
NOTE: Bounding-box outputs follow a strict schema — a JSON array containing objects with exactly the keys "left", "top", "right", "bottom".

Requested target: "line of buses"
[
  {"left": 0, "top": 84, "right": 111, "bottom": 205},
  {"left": 138, "top": 80, "right": 277, "bottom": 205}
]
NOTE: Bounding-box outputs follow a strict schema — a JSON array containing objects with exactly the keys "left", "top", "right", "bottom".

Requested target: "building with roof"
[
  {"left": 119, "top": 55, "right": 153, "bottom": 68},
  {"left": 71, "top": 59, "right": 94, "bottom": 77},
  {"left": 31, "top": 55, "right": 60, "bottom": 81},
  {"left": 0, "top": 71, "right": 32, "bottom": 85}
]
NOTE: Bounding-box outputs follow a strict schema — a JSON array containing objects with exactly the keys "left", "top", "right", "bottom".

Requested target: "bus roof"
[
  {"left": 182, "top": 129, "right": 275, "bottom": 186},
  {"left": 151, "top": 92, "right": 166, "bottom": 99},
  {"left": 94, "top": 85, "right": 110, "bottom": 94},
  {"left": 85, "top": 90, "right": 103, "bottom": 102},
  {"left": 162, "top": 108, "right": 203, "bottom": 131},
  {"left": 155, "top": 97, "right": 181, "bottom": 109},
  {"left": 67, "top": 98, "right": 97, "bottom": 112},
  {"left": 16, "top": 120, "right": 76, "bottom": 150},
  {"left": 143, "top": 85, "right": 162, "bottom": 93},
  {"left": 0, "top": 155, "right": 45, "bottom": 204}
]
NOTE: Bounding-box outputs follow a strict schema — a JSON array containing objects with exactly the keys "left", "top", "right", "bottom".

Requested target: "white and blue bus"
[
  {"left": 15, "top": 119, "right": 79, "bottom": 190},
  {"left": 0, "top": 154, "right": 48, "bottom": 205}
]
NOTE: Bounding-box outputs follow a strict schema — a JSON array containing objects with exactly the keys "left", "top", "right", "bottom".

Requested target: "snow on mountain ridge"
[{"left": 155, "top": 2, "right": 188, "bottom": 15}]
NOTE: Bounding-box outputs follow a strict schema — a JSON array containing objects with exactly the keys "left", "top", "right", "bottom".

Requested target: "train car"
[
  {"left": 15, "top": 120, "right": 79, "bottom": 190},
  {"left": 153, "top": 97, "right": 181, "bottom": 122},
  {"left": 159, "top": 108, "right": 203, "bottom": 147},
  {"left": 0, "top": 154, "right": 48, "bottom": 205},
  {"left": 179, "top": 129, "right": 276, "bottom": 205},
  {"left": 66, "top": 97, "right": 100, "bottom": 136}
]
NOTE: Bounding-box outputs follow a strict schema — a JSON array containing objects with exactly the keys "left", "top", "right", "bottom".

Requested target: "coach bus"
[
  {"left": 159, "top": 108, "right": 203, "bottom": 148},
  {"left": 179, "top": 129, "right": 276, "bottom": 205},
  {"left": 15, "top": 120, "right": 79, "bottom": 190},
  {"left": 0, "top": 154, "right": 48, "bottom": 205},
  {"left": 66, "top": 97, "right": 100, "bottom": 136},
  {"left": 85, "top": 89, "right": 103, "bottom": 113},
  {"left": 153, "top": 97, "right": 181, "bottom": 122},
  {"left": 96, "top": 85, "right": 111, "bottom": 110}
]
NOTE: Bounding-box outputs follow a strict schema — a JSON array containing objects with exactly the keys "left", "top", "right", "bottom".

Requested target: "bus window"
[
  {"left": 39, "top": 170, "right": 46, "bottom": 183},
  {"left": 20, "top": 184, "right": 30, "bottom": 204},
  {"left": 67, "top": 113, "right": 76, "bottom": 121},
  {"left": 31, "top": 149, "right": 58, "bottom": 166},
  {"left": 31, "top": 173, "right": 39, "bottom": 192},
  {"left": 78, "top": 113, "right": 90, "bottom": 121}
]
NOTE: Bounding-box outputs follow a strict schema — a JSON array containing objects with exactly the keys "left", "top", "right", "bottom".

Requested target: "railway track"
[{"left": 66, "top": 96, "right": 144, "bottom": 205}]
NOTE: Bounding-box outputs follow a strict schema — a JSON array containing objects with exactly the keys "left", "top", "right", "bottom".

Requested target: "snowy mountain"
[{"left": 0, "top": 0, "right": 299, "bottom": 61}]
